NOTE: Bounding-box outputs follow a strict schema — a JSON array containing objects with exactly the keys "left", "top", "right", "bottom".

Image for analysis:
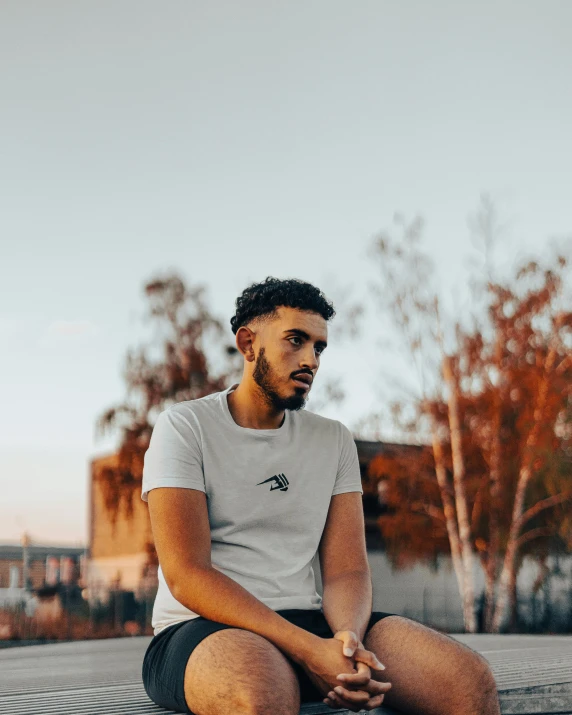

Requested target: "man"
[{"left": 141, "top": 277, "right": 500, "bottom": 714}]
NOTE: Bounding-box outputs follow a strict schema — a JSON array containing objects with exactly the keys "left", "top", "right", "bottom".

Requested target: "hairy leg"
[
  {"left": 184, "top": 627, "right": 301, "bottom": 715},
  {"left": 354, "top": 615, "right": 500, "bottom": 715}
]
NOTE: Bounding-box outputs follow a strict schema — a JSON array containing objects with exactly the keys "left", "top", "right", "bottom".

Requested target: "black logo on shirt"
[{"left": 257, "top": 474, "right": 289, "bottom": 492}]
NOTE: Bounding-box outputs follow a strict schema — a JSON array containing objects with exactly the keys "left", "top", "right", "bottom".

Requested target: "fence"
[
  {"left": 2, "top": 561, "right": 572, "bottom": 646},
  {"left": 0, "top": 583, "right": 157, "bottom": 646}
]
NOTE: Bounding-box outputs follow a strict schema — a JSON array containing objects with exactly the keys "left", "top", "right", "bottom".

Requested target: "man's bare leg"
[
  {"left": 184, "top": 627, "right": 301, "bottom": 715},
  {"left": 353, "top": 615, "right": 500, "bottom": 715}
]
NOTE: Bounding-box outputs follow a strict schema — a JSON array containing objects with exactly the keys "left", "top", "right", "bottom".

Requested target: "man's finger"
[
  {"left": 354, "top": 645, "right": 385, "bottom": 670},
  {"left": 328, "top": 681, "right": 392, "bottom": 714},
  {"left": 336, "top": 672, "right": 370, "bottom": 686},
  {"left": 364, "top": 693, "right": 387, "bottom": 710},
  {"left": 368, "top": 680, "right": 392, "bottom": 695},
  {"left": 332, "top": 685, "right": 372, "bottom": 706},
  {"left": 341, "top": 632, "right": 360, "bottom": 657},
  {"left": 336, "top": 679, "right": 392, "bottom": 698},
  {"left": 337, "top": 660, "right": 371, "bottom": 685},
  {"left": 325, "top": 689, "right": 367, "bottom": 708}
]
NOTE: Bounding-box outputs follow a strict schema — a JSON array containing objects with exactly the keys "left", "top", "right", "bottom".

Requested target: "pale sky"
[{"left": 1, "top": 1, "right": 571, "bottom": 544}]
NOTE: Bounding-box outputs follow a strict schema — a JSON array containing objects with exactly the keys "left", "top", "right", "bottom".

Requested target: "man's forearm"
[
  {"left": 172, "top": 567, "right": 319, "bottom": 666},
  {"left": 321, "top": 569, "right": 373, "bottom": 643}
]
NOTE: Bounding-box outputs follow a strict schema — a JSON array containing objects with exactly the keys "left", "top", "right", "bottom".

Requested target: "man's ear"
[{"left": 236, "top": 326, "right": 256, "bottom": 362}]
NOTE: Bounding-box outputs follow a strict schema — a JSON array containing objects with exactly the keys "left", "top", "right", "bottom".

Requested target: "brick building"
[{"left": 0, "top": 543, "right": 86, "bottom": 592}]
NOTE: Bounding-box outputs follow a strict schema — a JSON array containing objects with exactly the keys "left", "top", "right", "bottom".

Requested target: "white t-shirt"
[{"left": 141, "top": 382, "right": 363, "bottom": 635}]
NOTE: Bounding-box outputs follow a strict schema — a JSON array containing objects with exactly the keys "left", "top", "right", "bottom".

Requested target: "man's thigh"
[
  {"left": 184, "top": 627, "right": 301, "bottom": 715},
  {"left": 361, "top": 615, "right": 500, "bottom": 715}
]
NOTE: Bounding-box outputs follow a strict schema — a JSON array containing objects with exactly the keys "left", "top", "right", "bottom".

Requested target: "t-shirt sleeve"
[
  {"left": 141, "top": 407, "right": 206, "bottom": 502},
  {"left": 332, "top": 421, "right": 363, "bottom": 496}
]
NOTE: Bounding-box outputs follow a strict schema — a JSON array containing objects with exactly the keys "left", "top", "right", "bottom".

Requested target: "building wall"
[
  {"left": 88, "top": 553, "right": 150, "bottom": 600},
  {"left": 88, "top": 454, "right": 153, "bottom": 598},
  {"left": 314, "top": 551, "right": 572, "bottom": 632},
  {"left": 90, "top": 454, "right": 152, "bottom": 559}
]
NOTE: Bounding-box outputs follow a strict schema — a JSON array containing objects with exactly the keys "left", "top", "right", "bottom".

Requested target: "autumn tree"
[
  {"left": 360, "top": 197, "right": 571, "bottom": 632},
  {"left": 95, "top": 273, "right": 242, "bottom": 532}
]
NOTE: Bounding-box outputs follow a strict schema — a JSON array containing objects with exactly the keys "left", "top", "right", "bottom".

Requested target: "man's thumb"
[{"left": 343, "top": 636, "right": 358, "bottom": 657}]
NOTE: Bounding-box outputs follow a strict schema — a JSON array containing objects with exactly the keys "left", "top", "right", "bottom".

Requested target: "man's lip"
[{"left": 292, "top": 375, "right": 312, "bottom": 385}]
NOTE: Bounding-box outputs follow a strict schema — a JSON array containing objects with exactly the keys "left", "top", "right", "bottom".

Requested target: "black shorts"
[{"left": 142, "top": 608, "right": 397, "bottom": 714}]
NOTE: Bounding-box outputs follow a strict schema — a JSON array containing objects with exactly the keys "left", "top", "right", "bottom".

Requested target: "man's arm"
[
  {"left": 318, "top": 491, "right": 372, "bottom": 643},
  {"left": 148, "top": 486, "right": 320, "bottom": 666}
]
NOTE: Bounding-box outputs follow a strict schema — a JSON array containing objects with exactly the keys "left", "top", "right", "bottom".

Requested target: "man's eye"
[{"left": 289, "top": 337, "right": 324, "bottom": 354}]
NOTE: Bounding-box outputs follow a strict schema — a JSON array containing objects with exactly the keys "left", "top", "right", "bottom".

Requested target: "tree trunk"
[
  {"left": 508, "top": 571, "right": 519, "bottom": 632},
  {"left": 431, "top": 426, "right": 465, "bottom": 601},
  {"left": 442, "top": 355, "right": 477, "bottom": 632},
  {"left": 485, "top": 334, "right": 503, "bottom": 632},
  {"left": 484, "top": 560, "right": 496, "bottom": 633}
]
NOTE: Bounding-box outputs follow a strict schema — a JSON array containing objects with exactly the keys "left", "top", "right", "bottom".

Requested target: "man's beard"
[{"left": 252, "top": 346, "right": 308, "bottom": 413}]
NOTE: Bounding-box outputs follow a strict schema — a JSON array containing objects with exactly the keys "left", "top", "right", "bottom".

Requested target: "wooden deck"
[{"left": 0, "top": 634, "right": 571, "bottom": 714}]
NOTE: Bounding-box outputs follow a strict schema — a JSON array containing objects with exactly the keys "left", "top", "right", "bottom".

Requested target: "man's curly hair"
[{"left": 230, "top": 277, "right": 335, "bottom": 336}]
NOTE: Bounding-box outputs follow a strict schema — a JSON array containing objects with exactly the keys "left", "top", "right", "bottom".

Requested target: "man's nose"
[{"left": 300, "top": 351, "right": 318, "bottom": 371}]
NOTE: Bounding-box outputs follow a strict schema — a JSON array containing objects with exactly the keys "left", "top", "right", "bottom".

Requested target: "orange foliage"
[
  {"left": 368, "top": 243, "right": 571, "bottom": 574},
  {"left": 95, "top": 273, "right": 242, "bottom": 528}
]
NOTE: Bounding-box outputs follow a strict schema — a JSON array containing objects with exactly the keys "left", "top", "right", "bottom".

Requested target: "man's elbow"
[{"left": 168, "top": 565, "right": 211, "bottom": 609}]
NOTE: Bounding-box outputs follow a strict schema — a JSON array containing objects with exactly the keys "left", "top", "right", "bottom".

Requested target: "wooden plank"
[
  {"left": 0, "top": 635, "right": 571, "bottom": 714},
  {"left": 454, "top": 634, "right": 572, "bottom": 692}
]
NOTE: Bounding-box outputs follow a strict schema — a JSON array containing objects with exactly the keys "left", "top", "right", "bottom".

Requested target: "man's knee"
[
  {"left": 449, "top": 651, "right": 500, "bottom": 714},
  {"left": 184, "top": 627, "right": 301, "bottom": 715},
  {"left": 470, "top": 659, "right": 500, "bottom": 712},
  {"left": 242, "top": 678, "right": 300, "bottom": 715}
]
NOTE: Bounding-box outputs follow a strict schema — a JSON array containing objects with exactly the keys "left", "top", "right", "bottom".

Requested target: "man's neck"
[{"left": 227, "top": 382, "right": 285, "bottom": 430}]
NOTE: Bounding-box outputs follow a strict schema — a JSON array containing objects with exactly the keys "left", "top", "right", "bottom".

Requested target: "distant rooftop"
[
  {"left": 0, "top": 544, "right": 87, "bottom": 559},
  {"left": 353, "top": 438, "right": 426, "bottom": 465}
]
